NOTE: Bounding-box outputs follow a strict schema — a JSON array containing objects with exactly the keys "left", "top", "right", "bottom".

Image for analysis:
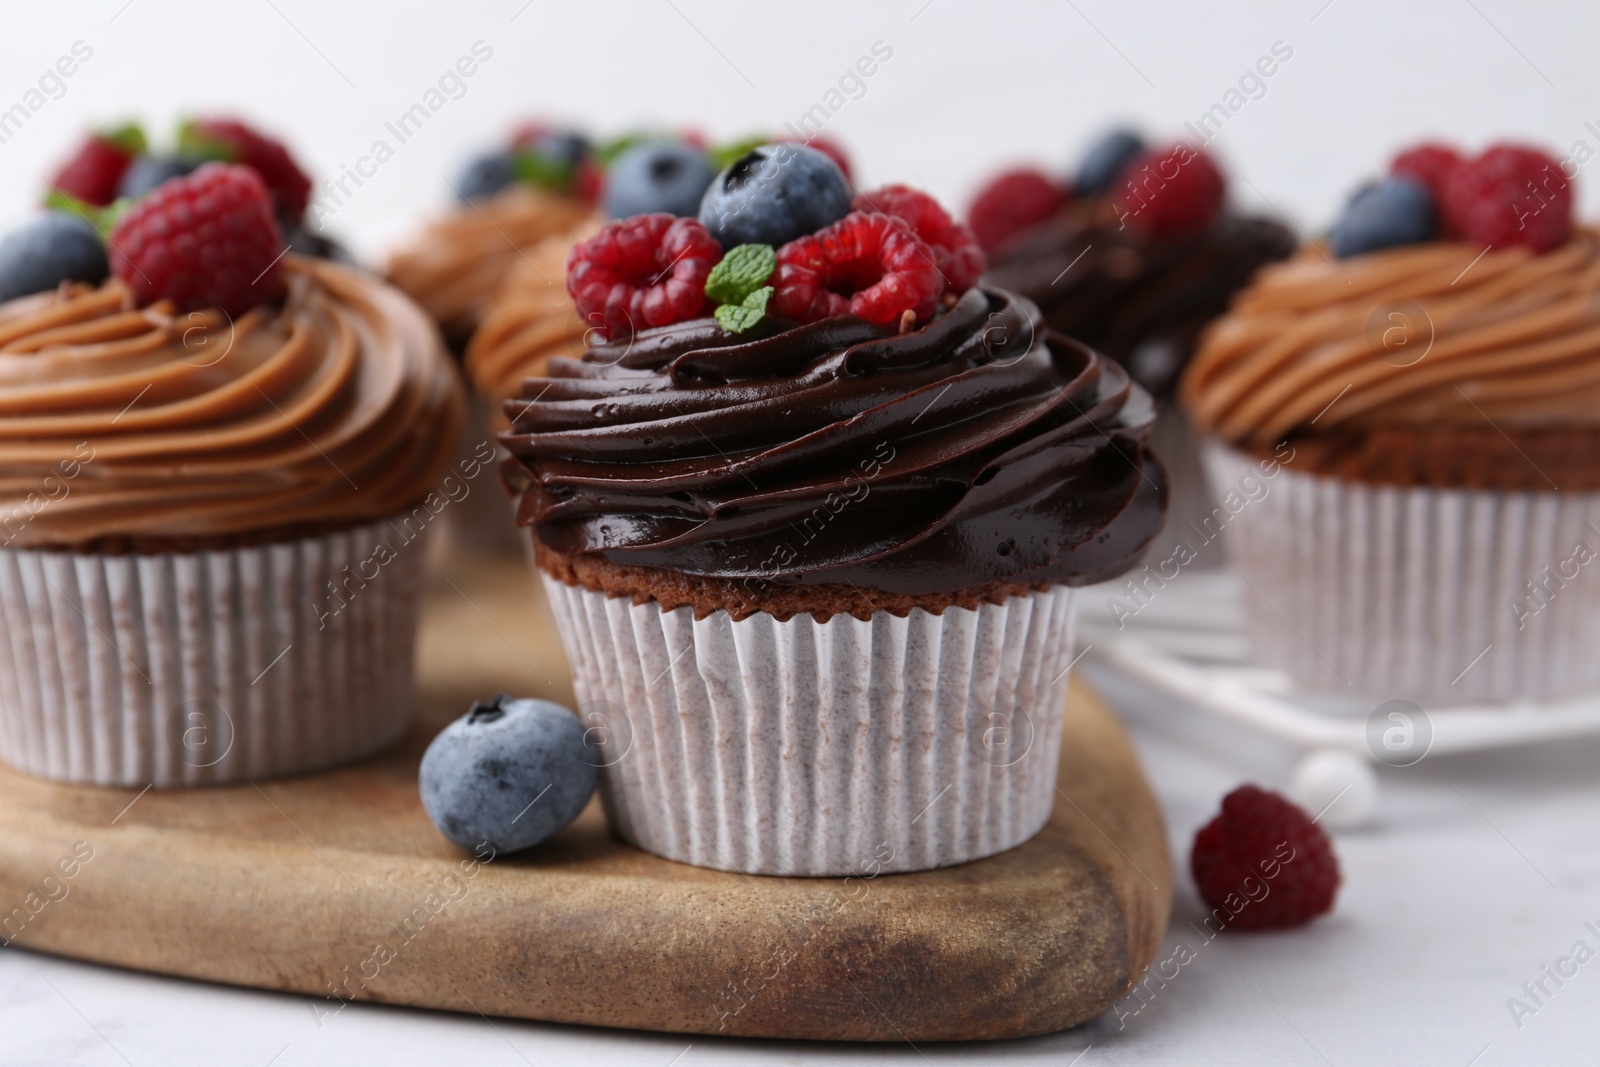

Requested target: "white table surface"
[{"left": 3, "top": 658, "right": 1595, "bottom": 1066}]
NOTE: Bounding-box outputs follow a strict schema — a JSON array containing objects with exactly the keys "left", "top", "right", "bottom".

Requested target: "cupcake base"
[
  {"left": 0, "top": 518, "right": 429, "bottom": 786},
  {"left": 543, "top": 573, "right": 1078, "bottom": 876}
]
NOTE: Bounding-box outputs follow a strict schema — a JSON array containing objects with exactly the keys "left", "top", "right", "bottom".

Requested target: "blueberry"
[
  {"left": 1331, "top": 176, "right": 1435, "bottom": 257},
  {"left": 283, "top": 225, "right": 355, "bottom": 265},
  {"left": 419, "top": 695, "right": 598, "bottom": 854},
  {"left": 698, "top": 143, "right": 851, "bottom": 248},
  {"left": 1074, "top": 127, "right": 1145, "bottom": 195},
  {"left": 530, "top": 130, "right": 590, "bottom": 171},
  {"left": 116, "top": 154, "right": 202, "bottom": 200},
  {"left": 455, "top": 151, "right": 515, "bottom": 202},
  {"left": 0, "top": 212, "right": 109, "bottom": 303},
  {"left": 604, "top": 140, "right": 717, "bottom": 220}
]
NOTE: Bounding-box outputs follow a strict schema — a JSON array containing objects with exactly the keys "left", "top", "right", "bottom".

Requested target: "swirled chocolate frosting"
[
  {"left": 500, "top": 287, "right": 1166, "bottom": 599},
  {"left": 983, "top": 206, "right": 1295, "bottom": 399}
]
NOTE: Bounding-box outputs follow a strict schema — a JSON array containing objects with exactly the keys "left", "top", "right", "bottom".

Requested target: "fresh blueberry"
[
  {"left": 419, "top": 695, "right": 598, "bottom": 854},
  {"left": 455, "top": 151, "right": 515, "bottom": 202},
  {"left": 116, "top": 154, "right": 203, "bottom": 200},
  {"left": 1331, "top": 176, "right": 1435, "bottom": 257},
  {"left": 698, "top": 142, "right": 852, "bottom": 248},
  {"left": 604, "top": 140, "right": 717, "bottom": 220},
  {"left": 283, "top": 225, "right": 355, "bottom": 265},
  {"left": 0, "top": 212, "right": 109, "bottom": 303},
  {"left": 1074, "top": 127, "right": 1146, "bottom": 195},
  {"left": 529, "top": 130, "right": 590, "bottom": 171}
]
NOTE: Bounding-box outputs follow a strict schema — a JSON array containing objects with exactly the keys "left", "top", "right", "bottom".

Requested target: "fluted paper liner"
[
  {"left": 543, "top": 576, "right": 1079, "bottom": 876},
  {"left": 1207, "top": 444, "right": 1600, "bottom": 704},
  {"left": 0, "top": 519, "right": 427, "bottom": 786}
]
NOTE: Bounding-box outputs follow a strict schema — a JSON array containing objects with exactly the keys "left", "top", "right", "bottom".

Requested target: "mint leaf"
[
  {"left": 709, "top": 135, "right": 766, "bottom": 171},
  {"left": 100, "top": 122, "right": 147, "bottom": 157},
  {"left": 594, "top": 133, "right": 646, "bottom": 167},
  {"left": 715, "top": 285, "right": 772, "bottom": 334},
  {"left": 44, "top": 191, "right": 128, "bottom": 237},
  {"left": 705, "top": 244, "right": 776, "bottom": 306},
  {"left": 512, "top": 149, "right": 578, "bottom": 193},
  {"left": 176, "top": 120, "right": 235, "bottom": 162}
]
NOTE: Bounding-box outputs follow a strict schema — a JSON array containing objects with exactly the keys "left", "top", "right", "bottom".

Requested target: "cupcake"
[
  {"left": 500, "top": 144, "right": 1167, "bottom": 875},
  {"left": 0, "top": 143, "right": 462, "bottom": 786},
  {"left": 1182, "top": 140, "right": 1598, "bottom": 703},
  {"left": 973, "top": 129, "right": 1295, "bottom": 555}
]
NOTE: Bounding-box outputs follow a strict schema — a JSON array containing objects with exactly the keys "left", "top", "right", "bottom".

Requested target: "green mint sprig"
[{"left": 704, "top": 243, "right": 776, "bottom": 334}]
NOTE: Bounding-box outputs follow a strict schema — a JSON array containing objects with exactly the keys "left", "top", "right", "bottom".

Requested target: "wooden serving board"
[{"left": 0, "top": 550, "right": 1171, "bottom": 1042}]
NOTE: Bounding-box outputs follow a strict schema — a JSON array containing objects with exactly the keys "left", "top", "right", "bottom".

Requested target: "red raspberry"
[
  {"left": 778, "top": 134, "right": 853, "bottom": 181},
  {"left": 773, "top": 212, "right": 943, "bottom": 328},
  {"left": 184, "top": 118, "right": 313, "bottom": 224},
  {"left": 108, "top": 163, "right": 287, "bottom": 316},
  {"left": 853, "top": 184, "right": 985, "bottom": 296},
  {"left": 566, "top": 213, "right": 722, "bottom": 340},
  {"left": 1440, "top": 144, "right": 1572, "bottom": 253},
  {"left": 967, "top": 168, "right": 1067, "bottom": 254},
  {"left": 50, "top": 129, "right": 141, "bottom": 207},
  {"left": 1390, "top": 142, "right": 1461, "bottom": 207},
  {"left": 1114, "top": 144, "right": 1225, "bottom": 237},
  {"left": 1191, "top": 786, "right": 1340, "bottom": 931}
]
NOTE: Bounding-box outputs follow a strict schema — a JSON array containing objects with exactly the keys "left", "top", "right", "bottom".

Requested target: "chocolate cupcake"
[
  {"left": 0, "top": 158, "right": 461, "bottom": 785},
  {"left": 501, "top": 151, "right": 1165, "bottom": 875},
  {"left": 973, "top": 130, "right": 1294, "bottom": 552},
  {"left": 1183, "top": 140, "right": 1599, "bottom": 703}
]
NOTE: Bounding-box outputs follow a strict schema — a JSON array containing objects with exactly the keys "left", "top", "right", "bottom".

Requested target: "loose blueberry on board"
[
  {"left": 419, "top": 694, "right": 598, "bottom": 854},
  {"left": 455, "top": 151, "right": 515, "bottom": 202},
  {"left": 1074, "top": 127, "right": 1145, "bottom": 196},
  {"left": 0, "top": 212, "right": 110, "bottom": 303},
  {"left": 699, "top": 143, "right": 852, "bottom": 249},
  {"left": 604, "top": 140, "right": 717, "bottom": 220},
  {"left": 116, "top": 153, "right": 203, "bottom": 201},
  {"left": 1331, "top": 176, "right": 1435, "bottom": 257}
]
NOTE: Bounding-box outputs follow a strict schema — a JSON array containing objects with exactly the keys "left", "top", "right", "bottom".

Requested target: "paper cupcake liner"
[
  {"left": 542, "top": 575, "right": 1078, "bottom": 876},
  {"left": 1206, "top": 444, "right": 1600, "bottom": 704},
  {"left": 0, "top": 519, "right": 428, "bottom": 786}
]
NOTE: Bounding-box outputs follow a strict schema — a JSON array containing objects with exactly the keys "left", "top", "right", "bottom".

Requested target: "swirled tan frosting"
[
  {"left": 464, "top": 215, "right": 602, "bottom": 419},
  {"left": 1182, "top": 233, "right": 1600, "bottom": 450},
  {"left": 384, "top": 186, "right": 600, "bottom": 344},
  {"left": 0, "top": 256, "right": 463, "bottom": 547}
]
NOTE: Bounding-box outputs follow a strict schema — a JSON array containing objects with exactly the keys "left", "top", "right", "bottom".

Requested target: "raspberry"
[
  {"left": 1114, "top": 144, "right": 1225, "bottom": 237},
  {"left": 108, "top": 163, "right": 288, "bottom": 316},
  {"left": 1190, "top": 786, "right": 1340, "bottom": 931},
  {"left": 183, "top": 118, "right": 313, "bottom": 224},
  {"left": 967, "top": 168, "right": 1067, "bottom": 254},
  {"left": 1390, "top": 142, "right": 1461, "bottom": 206},
  {"left": 773, "top": 211, "right": 943, "bottom": 328},
  {"left": 853, "top": 184, "right": 985, "bottom": 296},
  {"left": 1439, "top": 144, "right": 1572, "bottom": 253},
  {"left": 50, "top": 128, "right": 142, "bottom": 207},
  {"left": 566, "top": 213, "right": 722, "bottom": 340}
]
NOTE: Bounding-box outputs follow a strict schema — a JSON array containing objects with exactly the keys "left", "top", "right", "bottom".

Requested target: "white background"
[{"left": 3, "top": 1, "right": 1600, "bottom": 1064}]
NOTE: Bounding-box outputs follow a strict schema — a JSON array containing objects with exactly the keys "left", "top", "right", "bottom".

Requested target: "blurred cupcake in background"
[
  {"left": 1183, "top": 140, "right": 1600, "bottom": 704},
  {"left": 972, "top": 128, "right": 1295, "bottom": 558},
  {"left": 0, "top": 125, "right": 462, "bottom": 786}
]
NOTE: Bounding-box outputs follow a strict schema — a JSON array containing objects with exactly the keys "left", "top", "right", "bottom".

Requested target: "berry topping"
[
  {"left": 455, "top": 150, "right": 516, "bottom": 202},
  {"left": 773, "top": 211, "right": 943, "bottom": 328},
  {"left": 603, "top": 140, "right": 718, "bottom": 220},
  {"left": 512, "top": 126, "right": 598, "bottom": 198},
  {"left": 180, "top": 118, "right": 313, "bottom": 225},
  {"left": 776, "top": 134, "right": 853, "bottom": 181},
  {"left": 108, "top": 163, "right": 288, "bottom": 316},
  {"left": 1331, "top": 176, "right": 1435, "bottom": 257},
  {"left": 1114, "top": 144, "right": 1225, "bottom": 237},
  {"left": 1389, "top": 142, "right": 1462, "bottom": 205},
  {"left": 853, "top": 184, "right": 985, "bottom": 295},
  {"left": 1440, "top": 144, "right": 1572, "bottom": 253},
  {"left": 699, "top": 143, "right": 852, "bottom": 250},
  {"left": 49, "top": 125, "right": 145, "bottom": 207},
  {"left": 967, "top": 168, "right": 1067, "bottom": 254},
  {"left": 117, "top": 154, "right": 203, "bottom": 202},
  {"left": 0, "top": 212, "right": 110, "bottom": 303},
  {"left": 566, "top": 213, "right": 723, "bottom": 340},
  {"left": 1074, "top": 126, "right": 1145, "bottom": 196},
  {"left": 1191, "top": 785, "right": 1340, "bottom": 931}
]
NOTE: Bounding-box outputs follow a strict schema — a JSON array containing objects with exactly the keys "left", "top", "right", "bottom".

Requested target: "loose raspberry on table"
[
  {"left": 108, "top": 163, "right": 288, "bottom": 317},
  {"left": 566, "top": 213, "right": 723, "bottom": 340},
  {"left": 1439, "top": 144, "right": 1572, "bottom": 253},
  {"left": 183, "top": 118, "right": 313, "bottom": 224},
  {"left": 50, "top": 129, "right": 142, "bottom": 207},
  {"left": 772, "top": 211, "right": 943, "bottom": 328},
  {"left": 1190, "top": 785, "right": 1340, "bottom": 931},
  {"left": 967, "top": 168, "right": 1067, "bottom": 254},
  {"left": 1390, "top": 142, "right": 1461, "bottom": 206},
  {"left": 854, "top": 184, "right": 985, "bottom": 296},
  {"left": 1114, "top": 144, "right": 1225, "bottom": 238}
]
